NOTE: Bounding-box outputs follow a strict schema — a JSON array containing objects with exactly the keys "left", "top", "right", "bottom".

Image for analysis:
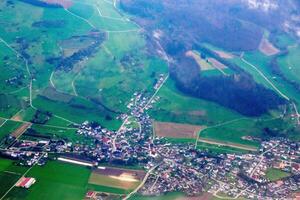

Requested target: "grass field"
[
  {"left": 0, "top": 158, "right": 29, "bottom": 199},
  {"left": 0, "top": 120, "right": 23, "bottom": 140},
  {"left": 149, "top": 79, "right": 243, "bottom": 126},
  {"left": 278, "top": 45, "right": 300, "bottom": 86},
  {"left": 265, "top": 168, "right": 291, "bottom": 181},
  {"left": 5, "top": 160, "right": 91, "bottom": 200}
]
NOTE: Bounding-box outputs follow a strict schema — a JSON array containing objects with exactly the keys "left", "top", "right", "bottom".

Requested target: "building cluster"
[
  {"left": 139, "top": 139, "right": 300, "bottom": 199},
  {"left": 0, "top": 74, "right": 299, "bottom": 199}
]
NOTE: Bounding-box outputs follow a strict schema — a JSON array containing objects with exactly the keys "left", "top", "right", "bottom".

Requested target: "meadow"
[{"left": 265, "top": 168, "right": 291, "bottom": 182}]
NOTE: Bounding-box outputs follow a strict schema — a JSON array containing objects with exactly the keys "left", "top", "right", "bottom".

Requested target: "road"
[
  {"left": 241, "top": 56, "right": 290, "bottom": 101},
  {"left": 249, "top": 143, "right": 279, "bottom": 177},
  {"left": 123, "top": 163, "right": 161, "bottom": 200}
]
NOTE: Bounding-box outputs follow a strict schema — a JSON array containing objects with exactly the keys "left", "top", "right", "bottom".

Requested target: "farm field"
[
  {"left": 0, "top": 158, "right": 29, "bottom": 198},
  {"left": 154, "top": 121, "right": 204, "bottom": 139},
  {"left": 88, "top": 167, "right": 145, "bottom": 191},
  {"left": 0, "top": 120, "right": 23, "bottom": 140},
  {"left": 4, "top": 160, "right": 91, "bottom": 200}
]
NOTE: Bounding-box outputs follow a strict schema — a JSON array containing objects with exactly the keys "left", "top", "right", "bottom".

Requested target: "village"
[{"left": 0, "top": 74, "right": 299, "bottom": 199}]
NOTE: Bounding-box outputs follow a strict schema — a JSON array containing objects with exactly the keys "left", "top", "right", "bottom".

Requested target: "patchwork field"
[
  {"left": 154, "top": 121, "right": 204, "bottom": 139},
  {"left": 89, "top": 167, "right": 145, "bottom": 191},
  {"left": 10, "top": 122, "right": 31, "bottom": 138}
]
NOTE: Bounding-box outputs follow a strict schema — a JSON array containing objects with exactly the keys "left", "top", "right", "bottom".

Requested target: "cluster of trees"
[
  {"left": 170, "top": 52, "right": 286, "bottom": 117},
  {"left": 31, "top": 110, "right": 52, "bottom": 124},
  {"left": 48, "top": 34, "right": 106, "bottom": 72}
]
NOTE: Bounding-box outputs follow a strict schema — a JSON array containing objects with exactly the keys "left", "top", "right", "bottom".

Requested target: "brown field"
[
  {"left": 11, "top": 114, "right": 22, "bottom": 121},
  {"left": 214, "top": 50, "right": 234, "bottom": 59},
  {"left": 88, "top": 167, "right": 146, "bottom": 190},
  {"left": 208, "top": 58, "right": 227, "bottom": 70},
  {"left": 259, "top": 38, "right": 280, "bottom": 56},
  {"left": 198, "top": 138, "right": 257, "bottom": 151},
  {"left": 154, "top": 121, "right": 204, "bottom": 139},
  {"left": 11, "top": 123, "right": 31, "bottom": 138}
]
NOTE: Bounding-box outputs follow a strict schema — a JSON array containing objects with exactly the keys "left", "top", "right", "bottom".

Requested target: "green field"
[
  {"left": 0, "top": 158, "right": 30, "bottom": 199},
  {"left": 5, "top": 161, "right": 91, "bottom": 200},
  {"left": 278, "top": 45, "right": 300, "bottom": 85},
  {"left": 0, "top": 0, "right": 167, "bottom": 135},
  {"left": 0, "top": 120, "right": 23, "bottom": 140},
  {"left": 149, "top": 79, "right": 242, "bottom": 126},
  {"left": 265, "top": 168, "right": 291, "bottom": 181}
]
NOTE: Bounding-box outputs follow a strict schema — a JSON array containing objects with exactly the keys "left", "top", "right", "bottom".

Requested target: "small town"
[{"left": 0, "top": 73, "right": 299, "bottom": 200}]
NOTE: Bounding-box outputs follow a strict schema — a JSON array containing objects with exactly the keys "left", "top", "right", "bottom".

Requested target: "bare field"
[
  {"left": 259, "top": 38, "right": 280, "bottom": 56},
  {"left": 214, "top": 50, "right": 234, "bottom": 59},
  {"left": 198, "top": 138, "right": 257, "bottom": 151},
  {"left": 154, "top": 121, "right": 204, "bottom": 139},
  {"left": 89, "top": 167, "right": 146, "bottom": 190},
  {"left": 10, "top": 122, "right": 31, "bottom": 138}
]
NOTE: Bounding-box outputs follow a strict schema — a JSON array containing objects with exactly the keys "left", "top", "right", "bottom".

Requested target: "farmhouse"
[{"left": 16, "top": 177, "right": 36, "bottom": 189}]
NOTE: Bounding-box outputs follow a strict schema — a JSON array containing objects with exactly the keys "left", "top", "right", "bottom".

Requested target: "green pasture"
[{"left": 149, "top": 79, "right": 243, "bottom": 126}]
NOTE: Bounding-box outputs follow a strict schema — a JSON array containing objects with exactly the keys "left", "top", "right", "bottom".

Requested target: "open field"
[
  {"left": 10, "top": 122, "right": 31, "bottom": 138},
  {"left": 259, "top": 38, "right": 280, "bottom": 56},
  {"left": 149, "top": 79, "right": 243, "bottom": 126},
  {"left": 265, "top": 168, "right": 291, "bottom": 181},
  {"left": 89, "top": 167, "right": 145, "bottom": 190},
  {"left": 0, "top": 158, "right": 29, "bottom": 199},
  {"left": 5, "top": 160, "right": 91, "bottom": 200},
  {"left": 154, "top": 121, "right": 204, "bottom": 139},
  {"left": 0, "top": 120, "right": 23, "bottom": 140},
  {"left": 278, "top": 45, "right": 300, "bottom": 86}
]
